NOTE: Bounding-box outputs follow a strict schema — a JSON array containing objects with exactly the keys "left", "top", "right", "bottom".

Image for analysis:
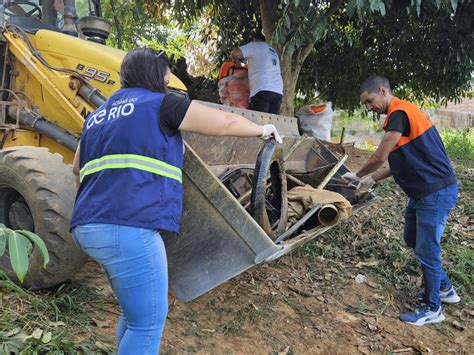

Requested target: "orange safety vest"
[
  {"left": 384, "top": 97, "right": 433, "bottom": 151},
  {"left": 383, "top": 97, "right": 456, "bottom": 198}
]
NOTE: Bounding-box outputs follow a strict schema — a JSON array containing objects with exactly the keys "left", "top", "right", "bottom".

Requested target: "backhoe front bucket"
[
  {"left": 163, "top": 144, "right": 281, "bottom": 302},
  {"left": 163, "top": 103, "right": 376, "bottom": 302}
]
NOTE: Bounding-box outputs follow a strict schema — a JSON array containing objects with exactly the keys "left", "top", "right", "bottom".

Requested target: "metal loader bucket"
[{"left": 163, "top": 102, "right": 376, "bottom": 302}]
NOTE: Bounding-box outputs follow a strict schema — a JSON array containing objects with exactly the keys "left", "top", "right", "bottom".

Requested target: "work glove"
[
  {"left": 341, "top": 172, "right": 360, "bottom": 184},
  {"left": 355, "top": 175, "right": 376, "bottom": 196},
  {"left": 260, "top": 124, "right": 283, "bottom": 144}
]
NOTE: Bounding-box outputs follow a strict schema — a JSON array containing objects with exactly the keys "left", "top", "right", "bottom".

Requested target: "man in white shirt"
[{"left": 231, "top": 32, "right": 284, "bottom": 114}]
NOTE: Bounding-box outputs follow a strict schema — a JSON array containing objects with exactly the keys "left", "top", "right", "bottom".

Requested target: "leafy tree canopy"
[
  {"left": 300, "top": 0, "right": 474, "bottom": 110},
  {"left": 105, "top": 0, "right": 473, "bottom": 112}
]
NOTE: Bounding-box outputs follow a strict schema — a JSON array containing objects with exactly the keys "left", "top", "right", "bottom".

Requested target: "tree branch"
[
  {"left": 109, "top": 0, "right": 122, "bottom": 49},
  {"left": 295, "top": 0, "right": 343, "bottom": 68}
]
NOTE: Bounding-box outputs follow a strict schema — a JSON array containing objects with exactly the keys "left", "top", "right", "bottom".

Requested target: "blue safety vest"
[{"left": 70, "top": 88, "right": 184, "bottom": 233}]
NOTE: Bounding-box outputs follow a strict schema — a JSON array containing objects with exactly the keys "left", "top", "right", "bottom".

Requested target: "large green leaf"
[
  {"left": 17, "top": 230, "right": 49, "bottom": 268},
  {"left": 7, "top": 231, "right": 30, "bottom": 283}
]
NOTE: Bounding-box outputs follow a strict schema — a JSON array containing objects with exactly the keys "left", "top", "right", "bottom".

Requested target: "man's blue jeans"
[
  {"left": 73, "top": 224, "right": 168, "bottom": 354},
  {"left": 403, "top": 183, "right": 458, "bottom": 310}
]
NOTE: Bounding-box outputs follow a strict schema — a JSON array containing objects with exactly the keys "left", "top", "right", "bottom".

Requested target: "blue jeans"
[
  {"left": 403, "top": 183, "right": 458, "bottom": 310},
  {"left": 73, "top": 224, "right": 168, "bottom": 354}
]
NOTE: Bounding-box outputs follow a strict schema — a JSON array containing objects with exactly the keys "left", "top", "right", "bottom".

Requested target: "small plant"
[{"left": 0, "top": 223, "right": 49, "bottom": 282}]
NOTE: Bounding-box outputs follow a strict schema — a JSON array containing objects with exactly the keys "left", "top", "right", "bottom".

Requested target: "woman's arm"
[
  {"left": 72, "top": 144, "right": 80, "bottom": 190},
  {"left": 178, "top": 101, "right": 278, "bottom": 140}
]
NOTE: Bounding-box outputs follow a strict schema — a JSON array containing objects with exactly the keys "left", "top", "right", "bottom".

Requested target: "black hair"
[
  {"left": 120, "top": 48, "right": 170, "bottom": 93},
  {"left": 359, "top": 76, "right": 391, "bottom": 94},
  {"left": 252, "top": 31, "right": 266, "bottom": 42}
]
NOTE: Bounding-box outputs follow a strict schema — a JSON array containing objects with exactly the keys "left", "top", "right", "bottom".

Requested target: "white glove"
[
  {"left": 341, "top": 172, "right": 360, "bottom": 183},
  {"left": 260, "top": 124, "right": 282, "bottom": 144},
  {"left": 355, "top": 175, "right": 376, "bottom": 196}
]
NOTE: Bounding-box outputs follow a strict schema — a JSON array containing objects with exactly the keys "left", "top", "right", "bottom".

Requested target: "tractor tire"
[
  {"left": 0, "top": 146, "right": 86, "bottom": 289},
  {"left": 250, "top": 140, "right": 288, "bottom": 239}
]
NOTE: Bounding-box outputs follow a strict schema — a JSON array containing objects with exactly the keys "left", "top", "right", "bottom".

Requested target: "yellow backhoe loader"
[
  {"left": 0, "top": 0, "right": 184, "bottom": 289},
  {"left": 0, "top": 0, "right": 375, "bottom": 301}
]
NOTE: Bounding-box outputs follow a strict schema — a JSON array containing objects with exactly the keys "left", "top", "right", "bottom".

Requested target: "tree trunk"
[
  {"left": 280, "top": 53, "right": 297, "bottom": 116},
  {"left": 279, "top": 43, "right": 314, "bottom": 116}
]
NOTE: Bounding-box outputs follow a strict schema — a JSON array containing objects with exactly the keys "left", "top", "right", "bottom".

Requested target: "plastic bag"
[
  {"left": 295, "top": 102, "right": 333, "bottom": 141},
  {"left": 218, "top": 68, "right": 250, "bottom": 109}
]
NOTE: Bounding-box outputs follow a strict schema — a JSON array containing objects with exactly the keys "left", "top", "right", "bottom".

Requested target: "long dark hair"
[{"left": 120, "top": 48, "right": 170, "bottom": 93}]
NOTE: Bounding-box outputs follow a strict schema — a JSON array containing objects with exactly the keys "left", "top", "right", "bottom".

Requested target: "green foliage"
[
  {"left": 441, "top": 128, "right": 474, "bottom": 161},
  {"left": 106, "top": 0, "right": 473, "bottom": 111},
  {"left": 170, "top": 0, "right": 262, "bottom": 63},
  {"left": 272, "top": 0, "right": 466, "bottom": 56},
  {"left": 102, "top": 0, "right": 185, "bottom": 59},
  {"left": 101, "top": 1, "right": 218, "bottom": 78},
  {"left": 0, "top": 273, "right": 113, "bottom": 353},
  {"left": 0, "top": 224, "right": 49, "bottom": 283},
  {"left": 299, "top": 0, "right": 474, "bottom": 110}
]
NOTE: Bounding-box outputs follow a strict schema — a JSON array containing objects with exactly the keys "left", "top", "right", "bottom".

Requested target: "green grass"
[
  {"left": 441, "top": 128, "right": 474, "bottom": 162},
  {"left": 0, "top": 272, "right": 114, "bottom": 353}
]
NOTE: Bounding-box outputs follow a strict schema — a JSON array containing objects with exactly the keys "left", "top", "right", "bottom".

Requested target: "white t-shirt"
[{"left": 239, "top": 41, "right": 283, "bottom": 98}]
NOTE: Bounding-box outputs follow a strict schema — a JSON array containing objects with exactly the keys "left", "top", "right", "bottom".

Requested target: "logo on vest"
[{"left": 86, "top": 97, "right": 137, "bottom": 130}]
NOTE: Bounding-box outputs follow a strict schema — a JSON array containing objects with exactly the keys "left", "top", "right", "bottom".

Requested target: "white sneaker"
[
  {"left": 440, "top": 286, "right": 461, "bottom": 304},
  {"left": 400, "top": 305, "right": 446, "bottom": 326},
  {"left": 416, "top": 285, "right": 461, "bottom": 304}
]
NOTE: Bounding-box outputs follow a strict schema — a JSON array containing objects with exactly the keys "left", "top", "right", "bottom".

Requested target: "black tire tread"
[
  {"left": 250, "top": 141, "right": 288, "bottom": 238},
  {"left": 0, "top": 146, "right": 86, "bottom": 289}
]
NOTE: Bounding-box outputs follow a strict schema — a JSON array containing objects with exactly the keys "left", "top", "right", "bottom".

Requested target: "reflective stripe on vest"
[{"left": 80, "top": 154, "right": 182, "bottom": 183}]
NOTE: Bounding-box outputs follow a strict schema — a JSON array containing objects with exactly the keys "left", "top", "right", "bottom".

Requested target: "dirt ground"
[
  {"left": 71, "top": 146, "right": 473, "bottom": 354},
  {"left": 75, "top": 255, "right": 473, "bottom": 354}
]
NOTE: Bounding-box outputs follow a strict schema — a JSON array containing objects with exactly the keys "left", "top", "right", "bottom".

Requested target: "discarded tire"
[
  {"left": 250, "top": 140, "right": 288, "bottom": 239},
  {"left": 0, "top": 147, "right": 86, "bottom": 289}
]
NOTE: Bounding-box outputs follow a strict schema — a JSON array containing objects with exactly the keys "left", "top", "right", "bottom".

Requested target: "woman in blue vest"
[{"left": 70, "top": 48, "right": 282, "bottom": 354}]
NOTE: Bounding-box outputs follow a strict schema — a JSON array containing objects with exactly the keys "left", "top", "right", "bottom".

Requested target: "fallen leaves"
[
  {"left": 356, "top": 260, "right": 380, "bottom": 268},
  {"left": 48, "top": 321, "right": 65, "bottom": 328},
  {"left": 450, "top": 320, "right": 466, "bottom": 331},
  {"left": 278, "top": 345, "right": 291, "bottom": 355},
  {"left": 91, "top": 318, "right": 112, "bottom": 329},
  {"left": 361, "top": 318, "right": 383, "bottom": 333},
  {"left": 288, "top": 285, "right": 313, "bottom": 297},
  {"left": 391, "top": 347, "right": 415, "bottom": 353}
]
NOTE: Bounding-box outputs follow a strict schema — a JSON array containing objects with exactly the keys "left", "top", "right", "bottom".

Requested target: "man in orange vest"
[{"left": 342, "top": 76, "right": 459, "bottom": 326}]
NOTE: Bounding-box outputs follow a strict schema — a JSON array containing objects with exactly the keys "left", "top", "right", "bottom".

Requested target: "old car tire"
[
  {"left": 250, "top": 140, "right": 288, "bottom": 239},
  {"left": 0, "top": 147, "right": 86, "bottom": 289}
]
